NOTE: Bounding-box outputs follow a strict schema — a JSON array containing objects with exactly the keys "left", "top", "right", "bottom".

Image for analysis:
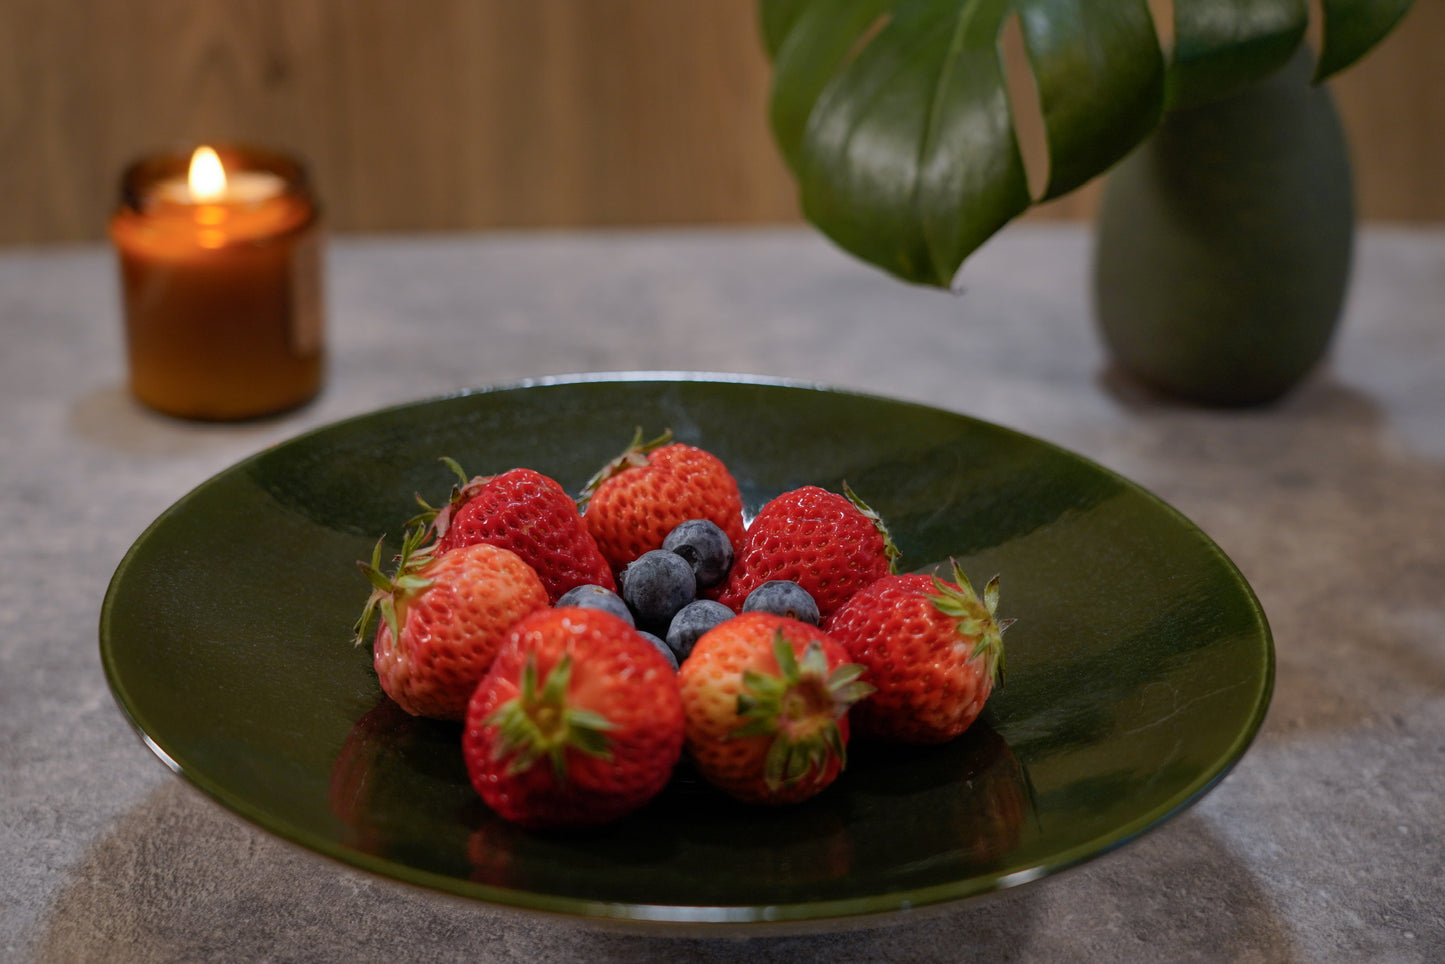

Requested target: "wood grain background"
[{"left": 2, "top": 0, "right": 1440, "bottom": 246}]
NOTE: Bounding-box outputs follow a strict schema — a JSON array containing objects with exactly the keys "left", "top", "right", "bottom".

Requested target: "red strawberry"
[
  {"left": 676, "top": 612, "right": 873, "bottom": 805},
  {"left": 823, "top": 560, "right": 1011, "bottom": 744},
  {"left": 716, "top": 484, "right": 899, "bottom": 619},
  {"left": 355, "top": 530, "right": 550, "bottom": 721},
  {"left": 463, "top": 607, "right": 685, "bottom": 829},
  {"left": 418, "top": 461, "right": 614, "bottom": 603},
  {"left": 579, "top": 429, "right": 746, "bottom": 574}
]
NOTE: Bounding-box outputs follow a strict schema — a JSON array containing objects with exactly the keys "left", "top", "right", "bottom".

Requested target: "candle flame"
[{"left": 188, "top": 146, "right": 227, "bottom": 202}]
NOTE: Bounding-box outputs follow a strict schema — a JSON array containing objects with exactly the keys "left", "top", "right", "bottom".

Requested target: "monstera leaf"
[{"left": 761, "top": 0, "right": 1413, "bottom": 287}]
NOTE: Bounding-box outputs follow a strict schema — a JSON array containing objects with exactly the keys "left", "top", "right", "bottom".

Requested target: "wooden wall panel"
[
  {"left": 0, "top": 1, "right": 1440, "bottom": 245},
  {"left": 0, "top": 0, "right": 801, "bottom": 244},
  {"left": 1328, "top": 3, "right": 1445, "bottom": 222}
]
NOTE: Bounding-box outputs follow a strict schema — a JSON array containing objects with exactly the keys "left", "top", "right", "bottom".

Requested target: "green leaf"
[
  {"left": 759, "top": 0, "right": 817, "bottom": 59},
  {"left": 759, "top": 0, "right": 1411, "bottom": 288},
  {"left": 1167, "top": 0, "right": 1307, "bottom": 110},
  {"left": 793, "top": 0, "right": 1032, "bottom": 286},
  {"left": 1016, "top": 0, "right": 1164, "bottom": 200},
  {"left": 1315, "top": 0, "right": 1414, "bottom": 81},
  {"left": 767, "top": 0, "right": 902, "bottom": 172}
]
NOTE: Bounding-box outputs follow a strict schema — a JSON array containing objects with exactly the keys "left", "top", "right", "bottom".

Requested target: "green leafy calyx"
[
  {"left": 408, "top": 456, "right": 492, "bottom": 540},
  {"left": 352, "top": 525, "right": 435, "bottom": 646},
  {"left": 843, "top": 481, "right": 902, "bottom": 573},
  {"left": 928, "top": 559, "right": 1014, "bottom": 687},
  {"left": 576, "top": 427, "right": 673, "bottom": 510},
  {"left": 732, "top": 631, "right": 875, "bottom": 790},
  {"left": 484, "top": 653, "right": 615, "bottom": 780}
]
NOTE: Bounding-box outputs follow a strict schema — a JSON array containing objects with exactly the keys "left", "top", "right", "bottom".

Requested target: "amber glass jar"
[{"left": 110, "top": 144, "right": 324, "bottom": 420}]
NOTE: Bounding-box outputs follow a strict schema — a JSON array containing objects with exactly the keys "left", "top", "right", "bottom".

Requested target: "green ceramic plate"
[{"left": 100, "top": 372, "right": 1273, "bottom": 933}]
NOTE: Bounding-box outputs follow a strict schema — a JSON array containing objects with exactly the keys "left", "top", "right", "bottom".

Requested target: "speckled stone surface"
[{"left": 2, "top": 224, "right": 1442, "bottom": 962}]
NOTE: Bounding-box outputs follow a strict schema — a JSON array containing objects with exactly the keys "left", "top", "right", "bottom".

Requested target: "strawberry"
[
  {"left": 463, "top": 606, "right": 685, "bottom": 829},
  {"left": 419, "top": 460, "right": 614, "bottom": 603},
  {"left": 676, "top": 612, "right": 873, "bottom": 805},
  {"left": 823, "top": 560, "right": 1011, "bottom": 744},
  {"left": 579, "top": 429, "right": 746, "bottom": 574},
  {"left": 716, "top": 484, "right": 899, "bottom": 619},
  {"left": 355, "top": 529, "right": 550, "bottom": 721}
]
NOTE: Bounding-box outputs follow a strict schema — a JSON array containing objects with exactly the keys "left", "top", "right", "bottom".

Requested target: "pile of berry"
[{"left": 354, "top": 429, "right": 1011, "bottom": 830}]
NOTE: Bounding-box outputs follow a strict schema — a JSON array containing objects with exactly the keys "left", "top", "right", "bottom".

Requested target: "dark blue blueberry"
[
  {"left": 665, "top": 599, "right": 734, "bottom": 663},
  {"left": 636, "top": 630, "right": 679, "bottom": 671},
  {"left": 662, "top": 519, "right": 734, "bottom": 589},
  {"left": 555, "top": 584, "right": 634, "bottom": 627},
  {"left": 620, "top": 550, "right": 697, "bottom": 632},
  {"left": 741, "top": 580, "right": 820, "bottom": 625}
]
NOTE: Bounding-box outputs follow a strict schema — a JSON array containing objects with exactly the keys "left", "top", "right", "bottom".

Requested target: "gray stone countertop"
[{"left": 2, "top": 224, "right": 1442, "bottom": 962}]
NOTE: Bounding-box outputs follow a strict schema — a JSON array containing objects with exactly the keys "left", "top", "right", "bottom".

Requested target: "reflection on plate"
[{"left": 100, "top": 372, "right": 1273, "bottom": 932}]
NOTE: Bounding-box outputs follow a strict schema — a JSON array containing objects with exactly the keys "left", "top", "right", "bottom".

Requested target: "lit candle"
[{"left": 110, "top": 144, "right": 324, "bottom": 420}]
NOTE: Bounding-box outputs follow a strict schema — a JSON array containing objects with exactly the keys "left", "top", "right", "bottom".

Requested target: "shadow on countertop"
[
  {"left": 24, "top": 777, "right": 1298, "bottom": 964},
  {"left": 67, "top": 385, "right": 309, "bottom": 458}
]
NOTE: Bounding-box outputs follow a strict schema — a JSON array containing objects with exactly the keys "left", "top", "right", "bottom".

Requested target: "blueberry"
[
  {"left": 555, "top": 584, "right": 635, "bottom": 626},
  {"left": 620, "top": 550, "right": 697, "bottom": 632},
  {"left": 662, "top": 519, "right": 734, "bottom": 589},
  {"left": 741, "top": 580, "right": 820, "bottom": 625},
  {"left": 665, "top": 599, "right": 734, "bottom": 663},
  {"left": 636, "top": 630, "right": 679, "bottom": 671}
]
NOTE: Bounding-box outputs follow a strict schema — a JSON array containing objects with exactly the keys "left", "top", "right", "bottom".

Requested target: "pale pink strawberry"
[
  {"left": 677, "top": 612, "right": 872, "bottom": 805},
  {"left": 355, "top": 530, "right": 549, "bottom": 721},
  {"left": 579, "top": 429, "right": 746, "bottom": 573}
]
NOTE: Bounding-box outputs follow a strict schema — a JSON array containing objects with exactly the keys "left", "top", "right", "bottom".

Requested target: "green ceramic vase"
[{"left": 1093, "top": 51, "right": 1355, "bottom": 406}]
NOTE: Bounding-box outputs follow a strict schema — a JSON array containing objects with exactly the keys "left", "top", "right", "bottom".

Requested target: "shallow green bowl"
[{"left": 100, "top": 372, "right": 1273, "bottom": 933}]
